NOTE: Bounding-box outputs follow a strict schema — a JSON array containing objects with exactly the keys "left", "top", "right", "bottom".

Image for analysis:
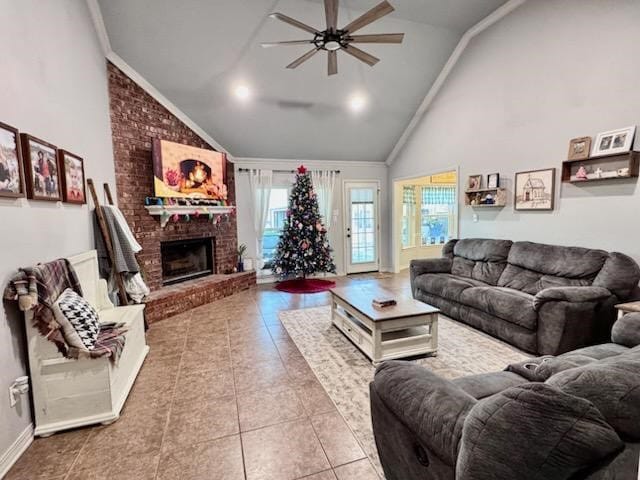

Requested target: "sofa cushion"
[
  {"left": 452, "top": 371, "right": 526, "bottom": 400},
  {"left": 413, "top": 274, "right": 488, "bottom": 302},
  {"left": 451, "top": 239, "right": 512, "bottom": 285},
  {"left": 611, "top": 313, "right": 640, "bottom": 347},
  {"left": 459, "top": 286, "right": 537, "bottom": 330},
  {"left": 547, "top": 359, "right": 640, "bottom": 440},
  {"left": 565, "top": 342, "right": 629, "bottom": 360},
  {"left": 456, "top": 383, "right": 624, "bottom": 480},
  {"left": 497, "top": 242, "right": 607, "bottom": 294}
]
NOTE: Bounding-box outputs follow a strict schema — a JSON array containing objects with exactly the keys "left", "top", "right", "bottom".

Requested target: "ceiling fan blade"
[
  {"left": 348, "top": 33, "right": 404, "bottom": 44},
  {"left": 269, "top": 12, "right": 320, "bottom": 35},
  {"left": 286, "top": 48, "right": 320, "bottom": 69},
  {"left": 324, "top": 0, "right": 339, "bottom": 32},
  {"left": 261, "top": 40, "right": 314, "bottom": 48},
  {"left": 342, "top": 1, "right": 394, "bottom": 34},
  {"left": 342, "top": 45, "right": 379, "bottom": 66},
  {"left": 328, "top": 50, "right": 338, "bottom": 75}
]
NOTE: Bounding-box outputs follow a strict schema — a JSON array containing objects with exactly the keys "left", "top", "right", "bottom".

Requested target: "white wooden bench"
[{"left": 24, "top": 250, "right": 149, "bottom": 437}]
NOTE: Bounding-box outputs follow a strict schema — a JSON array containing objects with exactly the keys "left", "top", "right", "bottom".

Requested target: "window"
[
  {"left": 401, "top": 186, "right": 416, "bottom": 248},
  {"left": 261, "top": 187, "right": 289, "bottom": 270},
  {"left": 421, "top": 186, "right": 456, "bottom": 245}
]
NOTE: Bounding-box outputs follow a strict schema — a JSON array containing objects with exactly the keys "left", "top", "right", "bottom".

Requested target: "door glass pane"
[{"left": 350, "top": 188, "right": 376, "bottom": 264}]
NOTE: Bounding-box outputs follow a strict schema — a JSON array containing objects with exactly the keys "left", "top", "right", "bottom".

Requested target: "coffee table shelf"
[{"left": 330, "top": 286, "right": 439, "bottom": 364}]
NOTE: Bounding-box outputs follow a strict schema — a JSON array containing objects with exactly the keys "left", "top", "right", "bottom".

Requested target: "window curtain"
[
  {"left": 403, "top": 185, "right": 416, "bottom": 204},
  {"left": 421, "top": 186, "right": 456, "bottom": 205},
  {"left": 248, "top": 169, "right": 273, "bottom": 268},
  {"left": 311, "top": 170, "right": 337, "bottom": 231}
]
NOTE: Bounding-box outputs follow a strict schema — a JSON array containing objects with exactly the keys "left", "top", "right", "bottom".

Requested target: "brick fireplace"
[{"left": 107, "top": 62, "right": 255, "bottom": 322}]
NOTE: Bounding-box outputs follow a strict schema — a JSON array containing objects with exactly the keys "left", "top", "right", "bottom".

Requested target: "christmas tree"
[{"left": 272, "top": 165, "right": 336, "bottom": 279}]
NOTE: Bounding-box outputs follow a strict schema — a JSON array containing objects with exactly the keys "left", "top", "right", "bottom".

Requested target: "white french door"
[{"left": 344, "top": 181, "right": 380, "bottom": 274}]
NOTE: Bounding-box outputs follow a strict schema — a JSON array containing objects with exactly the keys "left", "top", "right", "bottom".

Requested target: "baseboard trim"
[{"left": 0, "top": 424, "right": 33, "bottom": 479}]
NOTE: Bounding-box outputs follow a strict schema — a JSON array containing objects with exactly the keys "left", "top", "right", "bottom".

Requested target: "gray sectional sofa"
[
  {"left": 370, "top": 313, "right": 640, "bottom": 480},
  {"left": 410, "top": 238, "right": 640, "bottom": 355}
]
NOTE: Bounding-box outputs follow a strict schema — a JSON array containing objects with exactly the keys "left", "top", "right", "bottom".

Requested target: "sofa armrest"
[
  {"left": 457, "top": 384, "right": 624, "bottom": 480},
  {"left": 372, "top": 361, "right": 476, "bottom": 466},
  {"left": 533, "top": 286, "right": 611, "bottom": 311},
  {"left": 410, "top": 258, "right": 452, "bottom": 283},
  {"left": 611, "top": 312, "right": 640, "bottom": 347}
]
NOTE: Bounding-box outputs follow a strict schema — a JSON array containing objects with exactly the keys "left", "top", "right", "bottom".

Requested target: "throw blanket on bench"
[{"left": 4, "top": 258, "right": 127, "bottom": 362}]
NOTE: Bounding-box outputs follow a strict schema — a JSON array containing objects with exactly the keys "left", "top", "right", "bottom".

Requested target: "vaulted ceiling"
[{"left": 96, "top": 0, "right": 508, "bottom": 161}]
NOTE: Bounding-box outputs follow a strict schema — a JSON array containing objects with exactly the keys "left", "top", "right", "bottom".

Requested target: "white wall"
[
  {"left": 0, "top": 0, "right": 115, "bottom": 465},
  {"left": 234, "top": 159, "right": 390, "bottom": 275},
  {"left": 389, "top": 0, "right": 640, "bottom": 264}
]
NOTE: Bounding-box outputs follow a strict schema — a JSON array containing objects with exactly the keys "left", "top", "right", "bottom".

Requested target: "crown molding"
[
  {"left": 385, "top": 0, "right": 527, "bottom": 166},
  {"left": 233, "top": 157, "right": 387, "bottom": 169},
  {"left": 85, "top": 0, "right": 111, "bottom": 55}
]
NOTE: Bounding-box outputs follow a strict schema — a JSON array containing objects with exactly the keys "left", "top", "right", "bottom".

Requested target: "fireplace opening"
[{"left": 161, "top": 237, "right": 215, "bottom": 286}]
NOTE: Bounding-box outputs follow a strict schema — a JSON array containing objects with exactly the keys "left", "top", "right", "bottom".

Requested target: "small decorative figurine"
[{"left": 576, "top": 165, "right": 588, "bottom": 180}]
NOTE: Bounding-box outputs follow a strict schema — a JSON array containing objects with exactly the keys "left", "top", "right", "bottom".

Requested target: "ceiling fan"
[{"left": 261, "top": 0, "right": 404, "bottom": 76}]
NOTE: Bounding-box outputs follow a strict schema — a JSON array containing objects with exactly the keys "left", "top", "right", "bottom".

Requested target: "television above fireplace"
[
  {"left": 160, "top": 237, "right": 215, "bottom": 286},
  {"left": 152, "top": 139, "right": 227, "bottom": 200}
]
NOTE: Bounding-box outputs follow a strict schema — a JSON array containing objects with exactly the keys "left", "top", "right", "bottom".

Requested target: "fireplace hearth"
[{"left": 161, "top": 237, "right": 214, "bottom": 286}]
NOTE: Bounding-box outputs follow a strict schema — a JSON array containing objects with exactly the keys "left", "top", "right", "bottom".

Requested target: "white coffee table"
[{"left": 330, "top": 286, "right": 439, "bottom": 364}]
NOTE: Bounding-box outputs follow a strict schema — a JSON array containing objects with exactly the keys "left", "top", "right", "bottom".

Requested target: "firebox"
[{"left": 160, "top": 237, "right": 215, "bottom": 286}]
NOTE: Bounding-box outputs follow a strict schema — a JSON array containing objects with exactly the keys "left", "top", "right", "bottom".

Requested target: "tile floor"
[{"left": 6, "top": 272, "right": 410, "bottom": 480}]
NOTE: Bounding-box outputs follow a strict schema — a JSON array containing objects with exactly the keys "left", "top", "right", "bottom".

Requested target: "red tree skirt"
[{"left": 275, "top": 278, "right": 336, "bottom": 294}]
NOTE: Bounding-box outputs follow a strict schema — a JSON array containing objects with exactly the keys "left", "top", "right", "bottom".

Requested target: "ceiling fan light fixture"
[
  {"left": 324, "top": 40, "right": 341, "bottom": 51},
  {"left": 266, "top": 0, "right": 403, "bottom": 75}
]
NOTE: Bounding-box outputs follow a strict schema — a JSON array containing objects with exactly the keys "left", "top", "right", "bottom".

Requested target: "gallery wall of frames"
[
  {"left": 0, "top": 121, "right": 86, "bottom": 204},
  {"left": 464, "top": 125, "right": 638, "bottom": 212}
]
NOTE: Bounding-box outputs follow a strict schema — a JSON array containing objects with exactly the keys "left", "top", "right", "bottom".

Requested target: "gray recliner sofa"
[
  {"left": 410, "top": 238, "right": 640, "bottom": 355},
  {"left": 370, "top": 313, "right": 640, "bottom": 480}
]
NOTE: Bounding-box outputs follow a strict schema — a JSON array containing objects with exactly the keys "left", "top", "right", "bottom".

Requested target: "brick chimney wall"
[{"left": 106, "top": 61, "right": 238, "bottom": 291}]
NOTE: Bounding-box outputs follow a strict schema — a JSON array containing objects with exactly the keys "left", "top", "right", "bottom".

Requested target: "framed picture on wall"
[
  {"left": 567, "top": 136, "right": 591, "bottom": 160},
  {"left": 21, "top": 134, "right": 62, "bottom": 201},
  {"left": 467, "top": 175, "right": 482, "bottom": 191},
  {"left": 487, "top": 173, "right": 500, "bottom": 189},
  {"left": 0, "top": 122, "right": 26, "bottom": 198},
  {"left": 592, "top": 126, "right": 635, "bottom": 157},
  {"left": 58, "top": 150, "right": 86, "bottom": 204},
  {"left": 514, "top": 168, "right": 555, "bottom": 211}
]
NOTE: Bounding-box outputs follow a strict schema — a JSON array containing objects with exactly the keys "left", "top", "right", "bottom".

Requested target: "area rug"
[
  {"left": 279, "top": 306, "right": 529, "bottom": 478},
  {"left": 275, "top": 278, "right": 336, "bottom": 293}
]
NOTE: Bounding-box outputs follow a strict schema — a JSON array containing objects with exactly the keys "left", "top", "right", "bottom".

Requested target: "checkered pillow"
[{"left": 52, "top": 289, "right": 100, "bottom": 351}]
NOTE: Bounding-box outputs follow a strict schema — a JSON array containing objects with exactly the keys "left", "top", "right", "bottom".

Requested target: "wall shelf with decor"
[
  {"left": 464, "top": 188, "right": 507, "bottom": 207},
  {"left": 561, "top": 151, "right": 639, "bottom": 183}
]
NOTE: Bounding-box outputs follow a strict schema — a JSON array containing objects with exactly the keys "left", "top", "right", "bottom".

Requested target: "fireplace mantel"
[{"left": 145, "top": 205, "right": 235, "bottom": 227}]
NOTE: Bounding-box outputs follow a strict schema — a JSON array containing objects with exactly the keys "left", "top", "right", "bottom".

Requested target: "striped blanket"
[{"left": 4, "top": 259, "right": 126, "bottom": 362}]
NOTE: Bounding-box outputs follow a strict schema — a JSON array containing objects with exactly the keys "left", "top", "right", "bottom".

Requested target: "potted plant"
[{"left": 237, "top": 243, "right": 247, "bottom": 272}]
